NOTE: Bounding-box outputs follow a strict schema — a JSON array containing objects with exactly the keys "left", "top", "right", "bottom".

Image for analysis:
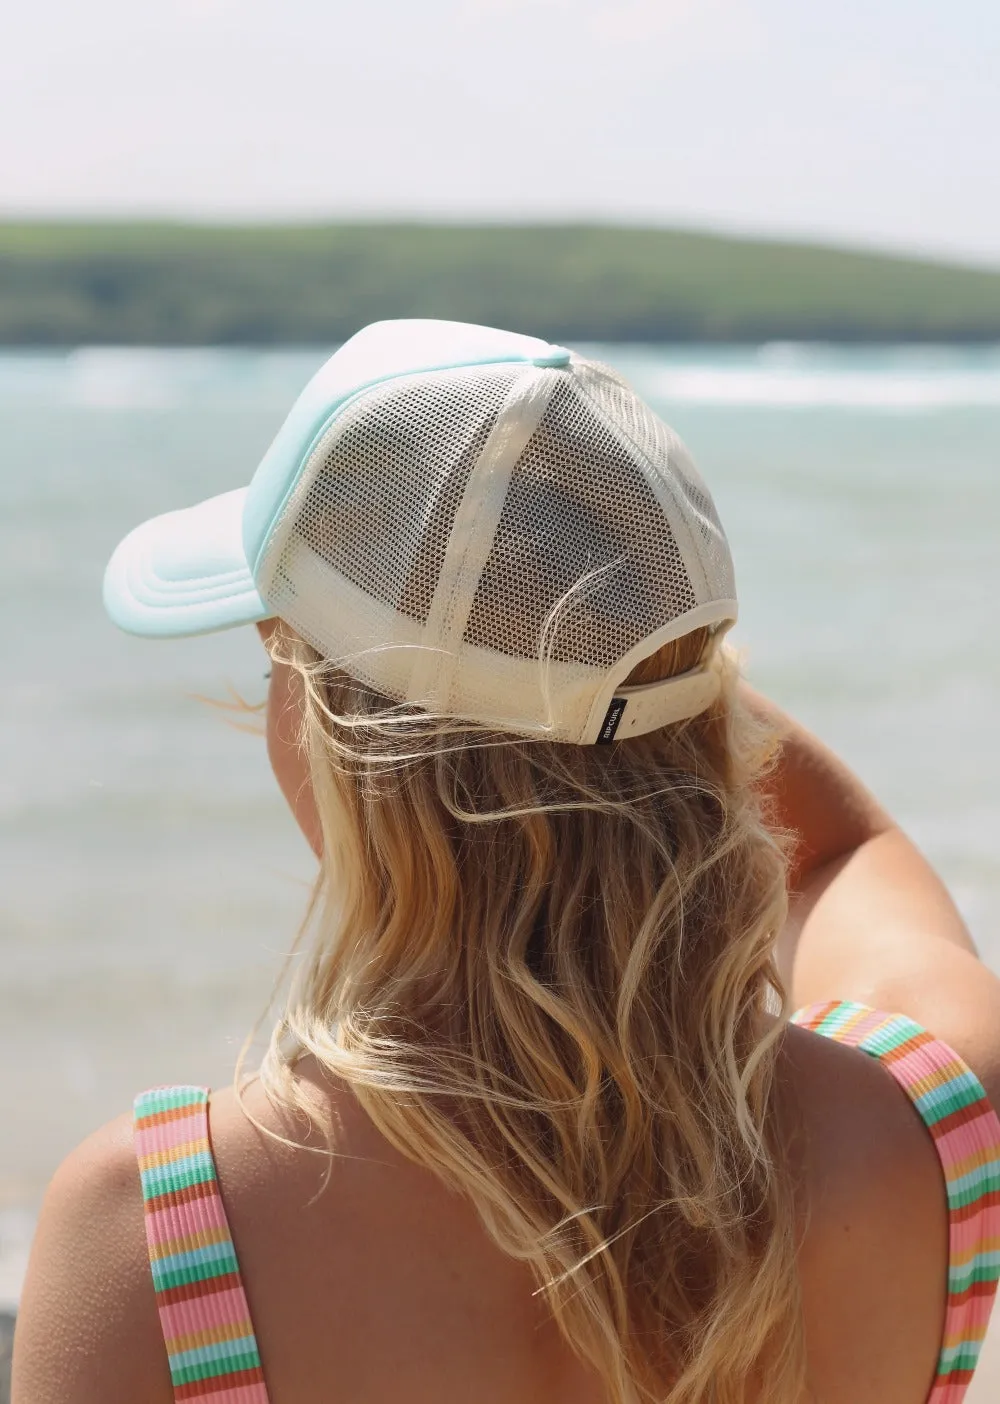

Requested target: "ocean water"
[{"left": 2, "top": 343, "right": 999, "bottom": 1309}]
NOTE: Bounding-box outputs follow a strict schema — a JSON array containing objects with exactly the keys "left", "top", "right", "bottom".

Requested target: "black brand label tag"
[{"left": 597, "top": 697, "right": 627, "bottom": 744}]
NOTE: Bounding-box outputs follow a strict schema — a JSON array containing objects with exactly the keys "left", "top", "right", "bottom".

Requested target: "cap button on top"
[{"left": 532, "top": 346, "right": 571, "bottom": 368}]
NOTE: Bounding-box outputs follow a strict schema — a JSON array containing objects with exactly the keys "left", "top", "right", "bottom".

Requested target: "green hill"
[{"left": 2, "top": 222, "right": 1000, "bottom": 345}]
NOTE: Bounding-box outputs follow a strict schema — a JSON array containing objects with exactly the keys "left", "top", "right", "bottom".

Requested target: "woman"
[{"left": 13, "top": 320, "right": 1000, "bottom": 1404}]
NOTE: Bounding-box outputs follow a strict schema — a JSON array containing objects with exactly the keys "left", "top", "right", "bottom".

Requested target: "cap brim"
[{"left": 103, "top": 488, "right": 271, "bottom": 638}]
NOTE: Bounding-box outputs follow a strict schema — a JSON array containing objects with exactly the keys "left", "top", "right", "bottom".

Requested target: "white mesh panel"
[
  {"left": 260, "top": 363, "right": 532, "bottom": 698},
  {"left": 573, "top": 359, "right": 736, "bottom": 602},
  {"left": 462, "top": 376, "right": 698, "bottom": 673}
]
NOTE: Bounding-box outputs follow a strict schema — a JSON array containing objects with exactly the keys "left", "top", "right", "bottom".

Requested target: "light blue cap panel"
[
  {"left": 103, "top": 488, "right": 271, "bottom": 638},
  {"left": 102, "top": 320, "right": 573, "bottom": 642},
  {"left": 241, "top": 319, "right": 572, "bottom": 572}
]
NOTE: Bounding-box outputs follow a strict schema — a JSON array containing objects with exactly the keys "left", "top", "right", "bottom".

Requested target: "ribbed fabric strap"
[
  {"left": 793, "top": 1001, "right": 1000, "bottom": 1403},
  {"left": 134, "top": 1086, "right": 270, "bottom": 1403}
]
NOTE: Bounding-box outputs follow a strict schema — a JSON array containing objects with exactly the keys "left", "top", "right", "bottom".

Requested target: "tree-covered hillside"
[{"left": 2, "top": 222, "right": 1000, "bottom": 344}]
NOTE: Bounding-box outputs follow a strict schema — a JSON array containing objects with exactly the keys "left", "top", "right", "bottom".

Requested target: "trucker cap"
[{"left": 104, "top": 319, "right": 738, "bottom": 745}]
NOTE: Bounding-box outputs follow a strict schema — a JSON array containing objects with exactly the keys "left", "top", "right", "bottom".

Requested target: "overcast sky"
[{"left": 3, "top": 0, "right": 998, "bottom": 265}]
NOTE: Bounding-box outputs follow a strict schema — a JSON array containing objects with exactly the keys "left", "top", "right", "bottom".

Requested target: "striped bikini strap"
[
  {"left": 133, "top": 1086, "right": 270, "bottom": 1403},
  {"left": 793, "top": 1000, "right": 1000, "bottom": 1403}
]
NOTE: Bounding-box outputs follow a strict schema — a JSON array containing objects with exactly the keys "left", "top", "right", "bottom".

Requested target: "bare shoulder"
[
  {"left": 779, "top": 1021, "right": 948, "bottom": 1404},
  {"left": 204, "top": 1064, "right": 403, "bottom": 1214},
  {"left": 205, "top": 1068, "right": 581, "bottom": 1404},
  {"left": 200, "top": 1070, "right": 432, "bottom": 1399},
  {"left": 12, "top": 1113, "right": 172, "bottom": 1404}
]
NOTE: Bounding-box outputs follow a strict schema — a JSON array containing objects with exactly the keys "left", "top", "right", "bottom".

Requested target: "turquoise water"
[{"left": 2, "top": 343, "right": 999, "bottom": 1302}]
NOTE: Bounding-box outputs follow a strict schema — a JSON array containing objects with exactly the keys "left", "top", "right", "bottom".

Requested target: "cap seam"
[
  {"left": 250, "top": 362, "right": 543, "bottom": 582},
  {"left": 407, "top": 366, "right": 559, "bottom": 708}
]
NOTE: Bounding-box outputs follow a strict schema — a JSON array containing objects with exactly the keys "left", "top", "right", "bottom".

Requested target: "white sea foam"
[
  {"left": 3, "top": 345, "right": 1000, "bottom": 411},
  {"left": 645, "top": 364, "right": 1000, "bottom": 409},
  {"left": 0, "top": 347, "right": 328, "bottom": 410},
  {"left": 65, "top": 347, "right": 185, "bottom": 409}
]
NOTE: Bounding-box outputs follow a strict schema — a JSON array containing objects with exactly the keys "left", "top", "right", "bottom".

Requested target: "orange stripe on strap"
[
  {"left": 165, "top": 1319, "right": 259, "bottom": 1356},
  {"left": 879, "top": 1028, "right": 935, "bottom": 1063},
  {"left": 135, "top": 1102, "right": 206, "bottom": 1132}
]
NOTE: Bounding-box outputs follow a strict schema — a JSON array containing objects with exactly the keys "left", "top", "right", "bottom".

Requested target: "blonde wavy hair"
[{"left": 257, "top": 622, "right": 804, "bottom": 1404}]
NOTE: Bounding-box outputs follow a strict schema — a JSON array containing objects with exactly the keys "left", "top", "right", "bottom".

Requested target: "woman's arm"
[
  {"left": 745, "top": 682, "right": 1000, "bottom": 1104},
  {"left": 744, "top": 681, "right": 976, "bottom": 951},
  {"left": 742, "top": 682, "right": 976, "bottom": 957},
  {"left": 742, "top": 683, "right": 895, "bottom": 892}
]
